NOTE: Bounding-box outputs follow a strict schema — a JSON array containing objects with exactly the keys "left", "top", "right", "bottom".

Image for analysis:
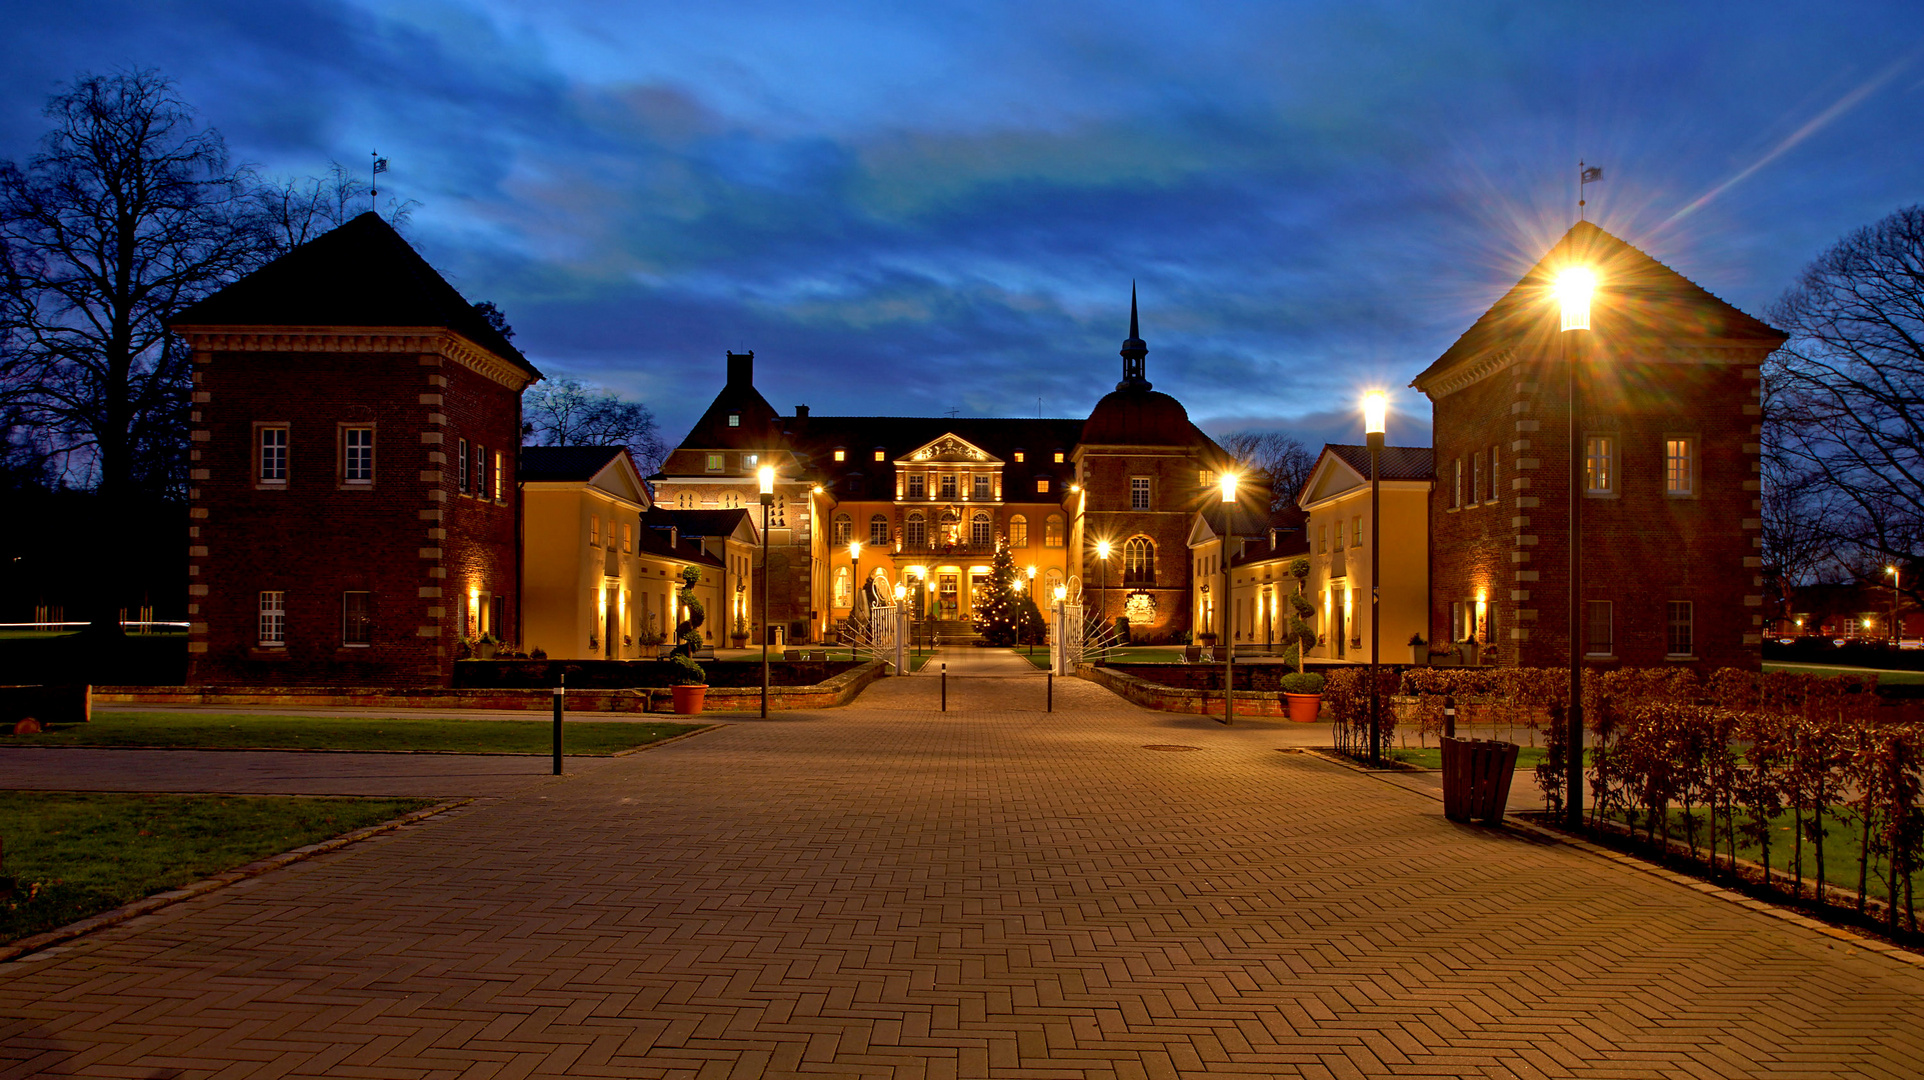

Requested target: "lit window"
[
  {"left": 1586, "top": 600, "right": 1614, "bottom": 656},
  {"left": 705, "top": 453, "right": 724, "bottom": 473},
  {"left": 1351, "top": 515, "right": 1362, "bottom": 547},
  {"left": 1586, "top": 437, "right": 1615, "bottom": 494},
  {"left": 1010, "top": 514, "right": 1029, "bottom": 547},
  {"left": 873, "top": 449, "right": 885, "bottom": 462},
  {"left": 457, "top": 438, "right": 470, "bottom": 493},
  {"left": 259, "top": 590, "right": 286, "bottom": 647},
  {"left": 259, "top": 426, "right": 288, "bottom": 483},
  {"left": 833, "top": 514, "right": 852, "bottom": 545},
  {"left": 622, "top": 523, "right": 632, "bottom": 552},
  {"left": 728, "top": 412, "right": 740, "bottom": 427},
  {"left": 493, "top": 450, "right": 503, "bottom": 500},
  {"left": 475, "top": 444, "right": 488, "bottom": 500},
  {"left": 834, "top": 449, "right": 846, "bottom": 462},
  {"left": 834, "top": 566, "right": 852, "bottom": 607},
  {"left": 1044, "top": 514, "right": 1065, "bottom": 547},
  {"left": 1036, "top": 478, "right": 1050, "bottom": 494},
  {"left": 1130, "top": 477, "right": 1151, "bottom": 510},
  {"left": 870, "top": 514, "right": 890, "bottom": 546},
  {"left": 906, "top": 512, "right": 927, "bottom": 547},
  {"left": 1014, "top": 451, "right": 1025, "bottom": 463},
  {"left": 1053, "top": 451, "right": 1064, "bottom": 463},
  {"left": 1665, "top": 438, "right": 1694, "bottom": 495},
  {"left": 342, "top": 591, "right": 371, "bottom": 646},
  {"left": 1123, "top": 537, "right": 1153, "bottom": 584},
  {"left": 908, "top": 473, "right": 926, "bottom": 498},
  {"left": 590, "top": 514, "right": 600, "bottom": 546},
  {"left": 971, "top": 512, "right": 992, "bottom": 546},
  {"left": 344, "top": 427, "right": 373, "bottom": 484},
  {"left": 1667, "top": 600, "right": 1694, "bottom": 656}
]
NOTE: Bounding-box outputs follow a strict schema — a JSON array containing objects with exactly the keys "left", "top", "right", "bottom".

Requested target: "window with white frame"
[
  {"left": 833, "top": 514, "right": 852, "bottom": 545},
  {"left": 970, "top": 511, "right": 992, "bottom": 546},
  {"left": 727, "top": 411, "right": 740, "bottom": 427},
  {"left": 1586, "top": 600, "right": 1614, "bottom": 655},
  {"left": 870, "top": 514, "right": 890, "bottom": 546},
  {"left": 1585, "top": 436, "right": 1615, "bottom": 494},
  {"left": 457, "top": 438, "right": 470, "bottom": 493},
  {"left": 834, "top": 566, "right": 852, "bottom": 607},
  {"left": 1665, "top": 437, "right": 1695, "bottom": 496},
  {"left": 906, "top": 512, "right": 927, "bottom": 547},
  {"left": 940, "top": 474, "right": 957, "bottom": 499},
  {"left": 1122, "top": 536, "right": 1153, "bottom": 585},
  {"left": 342, "top": 591, "right": 371, "bottom": 646},
  {"left": 1009, "top": 514, "right": 1028, "bottom": 547},
  {"left": 1130, "top": 476, "right": 1151, "bottom": 510},
  {"left": 259, "top": 590, "right": 286, "bottom": 646},
  {"left": 259, "top": 426, "right": 288, "bottom": 484},
  {"left": 1667, "top": 600, "right": 1694, "bottom": 656},
  {"left": 973, "top": 473, "right": 991, "bottom": 500},
  {"left": 908, "top": 473, "right": 926, "bottom": 498},
  {"left": 475, "top": 444, "right": 488, "bottom": 499},
  {"left": 1472, "top": 450, "right": 1484, "bottom": 504},
  {"left": 1488, "top": 444, "right": 1500, "bottom": 501},
  {"left": 343, "top": 427, "right": 373, "bottom": 484}
]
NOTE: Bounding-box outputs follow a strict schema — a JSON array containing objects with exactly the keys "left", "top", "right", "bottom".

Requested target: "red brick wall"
[
  {"left": 1428, "top": 345, "right": 1765, "bottom": 672},
  {"left": 187, "top": 339, "right": 523, "bottom": 686},
  {"left": 1077, "top": 450, "right": 1212, "bottom": 640}
]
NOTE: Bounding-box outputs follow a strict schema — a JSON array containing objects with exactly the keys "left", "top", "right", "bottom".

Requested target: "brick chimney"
[{"left": 726, "top": 350, "right": 754, "bottom": 388}]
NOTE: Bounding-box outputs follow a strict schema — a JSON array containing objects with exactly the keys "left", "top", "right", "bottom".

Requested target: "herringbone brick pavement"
[{"left": 2, "top": 648, "right": 1920, "bottom": 1078}]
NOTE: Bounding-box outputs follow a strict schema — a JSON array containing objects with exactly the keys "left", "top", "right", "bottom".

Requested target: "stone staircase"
[{"left": 927, "top": 619, "right": 981, "bottom": 646}]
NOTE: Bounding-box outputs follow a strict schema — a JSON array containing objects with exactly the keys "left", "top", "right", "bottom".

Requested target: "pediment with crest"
[{"left": 898, "top": 433, "right": 1001, "bottom": 465}]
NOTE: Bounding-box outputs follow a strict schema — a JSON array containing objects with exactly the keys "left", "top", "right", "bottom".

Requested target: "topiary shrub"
[
  {"left": 665, "top": 653, "right": 706, "bottom": 685},
  {"left": 1280, "top": 671, "right": 1325, "bottom": 695}
]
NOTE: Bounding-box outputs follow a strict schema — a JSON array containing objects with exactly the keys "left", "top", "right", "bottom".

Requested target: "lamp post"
[
  {"left": 1888, "top": 565, "right": 1900, "bottom": 645},
  {"left": 1026, "top": 565, "right": 1038, "bottom": 652},
  {"left": 1364, "top": 390, "right": 1386, "bottom": 765},
  {"left": 759, "top": 465, "right": 775, "bottom": 717},
  {"left": 1220, "top": 470, "right": 1238, "bottom": 727},
  {"left": 1558, "top": 265, "right": 1595, "bottom": 830},
  {"left": 1094, "top": 540, "right": 1111, "bottom": 633},
  {"left": 849, "top": 540, "right": 863, "bottom": 659}
]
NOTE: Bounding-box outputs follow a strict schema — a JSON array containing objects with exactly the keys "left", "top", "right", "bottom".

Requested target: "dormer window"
[
  {"left": 1013, "top": 451, "right": 1025, "bottom": 463},
  {"left": 873, "top": 449, "right": 885, "bottom": 462},
  {"left": 1053, "top": 451, "right": 1065, "bottom": 463},
  {"left": 728, "top": 412, "right": 740, "bottom": 427},
  {"left": 833, "top": 448, "right": 846, "bottom": 462}
]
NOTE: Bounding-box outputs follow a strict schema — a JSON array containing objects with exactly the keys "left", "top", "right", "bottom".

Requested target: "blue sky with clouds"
[{"left": 5, "top": 1, "right": 1923, "bottom": 449}]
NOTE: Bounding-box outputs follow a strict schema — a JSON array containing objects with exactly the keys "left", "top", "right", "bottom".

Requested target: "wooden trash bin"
[{"left": 1440, "top": 737, "right": 1519, "bottom": 824}]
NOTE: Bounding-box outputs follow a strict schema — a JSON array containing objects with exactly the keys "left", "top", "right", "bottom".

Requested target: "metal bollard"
[
  {"left": 941, "top": 663, "right": 947, "bottom": 712},
  {"left": 1047, "top": 670, "right": 1053, "bottom": 713},
  {"left": 552, "top": 673, "right": 565, "bottom": 775},
  {"left": 1444, "top": 694, "right": 1456, "bottom": 740}
]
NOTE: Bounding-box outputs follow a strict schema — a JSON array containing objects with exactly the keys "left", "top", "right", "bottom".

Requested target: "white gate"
[{"left": 1052, "top": 602, "right": 1083, "bottom": 675}]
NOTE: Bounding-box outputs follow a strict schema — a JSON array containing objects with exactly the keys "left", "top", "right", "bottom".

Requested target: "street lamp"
[
  {"left": 1888, "top": 565, "right": 1900, "bottom": 646},
  {"left": 1364, "top": 390, "right": 1386, "bottom": 765},
  {"left": 1558, "top": 264, "right": 1595, "bottom": 830},
  {"left": 1220, "top": 470, "right": 1239, "bottom": 727},
  {"left": 849, "top": 540, "right": 863, "bottom": 658},
  {"left": 759, "top": 465, "right": 775, "bottom": 717},
  {"left": 1094, "top": 540, "right": 1111, "bottom": 631}
]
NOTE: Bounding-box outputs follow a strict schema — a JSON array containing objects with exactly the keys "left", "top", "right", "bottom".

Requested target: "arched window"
[
  {"left": 1044, "top": 514, "right": 1065, "bottom": 548},
  {"left": 834, "top": 566, "right": 852, "bottom": 608},
  {"left": 1123, "top": 536, "right": 1154, "bottom": 585},
  {"left": 1045, "top": 568, "right": 1063, "bottom": 595},
  {"left": 869, "top": 514, "right": 890, "bottom": 546},
  {"left": 970, "top": 511, "right": 992, "bottom": 546},
  {"left": 940, "top": 510, "right": 960, "bottom": 545},
  {"left": 906, "top": 512, "right": 927, "bottom": 548},
  {"left": 833, "top": 514, "right": 852, "bottom": 545},
  {"left": 1009, "top": 514, "right": 1029, "bottom": 547}
]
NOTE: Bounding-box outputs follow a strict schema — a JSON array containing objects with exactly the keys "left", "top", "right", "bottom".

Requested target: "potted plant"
[
  {"left": 666, "top": 653, "right": 707, "bottom": 713},
  {"left": 731, "top": 610, "right": 749, "bottom": 648},
  {"left": 1280, "top": 670, "right": 1325, "bottom": 723},
  {"left": 473, "top": 633, "right": 500, "bottom": 660},
  {"left": 1408, "top": 632, "right": 1427, "bottom": 666}
]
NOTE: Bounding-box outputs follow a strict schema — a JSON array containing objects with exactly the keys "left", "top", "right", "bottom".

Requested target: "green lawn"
[
  {"left": 5, "top": 713, "right": 702, "bottom": 754},
  {"left": 1610, "top": 805, "right": 1924, "bottom": 899},
  {"left": 800, "top": 649, "right": 933, "bottom": 671},
  {"left": 0, "top": 791, "right": 432, "bottom": 943},
  {"left": 1010, "top": 646, "right": 1186, "bottom": 667},
  {"left": 1761, "top": 662, "right": 1924, "bottom": 684}
]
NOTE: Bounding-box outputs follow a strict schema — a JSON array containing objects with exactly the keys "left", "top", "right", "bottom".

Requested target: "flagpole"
[
  {"left": 371, "top": 150, "right": 378, "bottom": 210},
  {"left": 1578, "top": 159, "right": 1586, "bottom": 222}
]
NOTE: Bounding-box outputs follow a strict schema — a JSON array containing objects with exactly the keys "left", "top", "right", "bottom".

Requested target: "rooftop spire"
[{"left": 1118, "top": 281, "right": 1151, "bottom": 391}]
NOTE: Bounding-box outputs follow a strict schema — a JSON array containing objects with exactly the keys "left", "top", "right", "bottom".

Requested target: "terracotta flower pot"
[
  {"left": 1283, "top": 692, "right": 1322, "bottom": 723},
  {"left": 670, "top": 684, "right": 707, "bottom": 714}
]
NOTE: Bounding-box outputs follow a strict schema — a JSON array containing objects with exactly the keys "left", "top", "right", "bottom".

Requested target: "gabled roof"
[
  {"left": 898, "top": 432, "right": 999, "bottom": 465},
  {"left": 792, "top": 416, "right": 1085, "bottom": 505},
  {"left": 644, "top": 507, "right": 759, "bottom": 545},
  {"left": 635, "top": 526, "right": 723, "bottom": 567},
  {"left": 172, "top": 213, "right": 534, "bottom": 373},
  {"left": 520, "top": 446, "right": 627, "bottom": 483},
  {"left": 1411, "top": 221, "right": 1784, "bottom": 393},
  {"left": 1299, "top": 444, "right": 1433, "bottom": 508}
]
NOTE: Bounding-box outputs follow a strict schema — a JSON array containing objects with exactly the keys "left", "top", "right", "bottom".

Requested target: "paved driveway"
[{"left": 2, "top": 648, "right": 1921, "bottom": 1078}]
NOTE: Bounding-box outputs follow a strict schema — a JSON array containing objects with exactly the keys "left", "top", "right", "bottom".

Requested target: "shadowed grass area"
[
  {"left": 0, "top": 791, "right": 432, "bottom": 943},
  {"left": 1608, "top": 805, "right": 1924, "bottom": 900},
  {"left": 1761, "top": 662, "right": 1924, "bottom": 684},
  {"left": 4, "top": 713, "right": 703, "bottom": 755}
]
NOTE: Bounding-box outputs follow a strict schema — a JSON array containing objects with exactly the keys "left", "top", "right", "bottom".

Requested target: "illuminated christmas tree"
[{"left": 977, "top": 540, "right": 1022, "bottom": 646}]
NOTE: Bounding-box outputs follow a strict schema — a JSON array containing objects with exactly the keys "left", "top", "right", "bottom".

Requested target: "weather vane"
[{"left": 1579, "top": 160, "right": 1603, "bottom": 221}]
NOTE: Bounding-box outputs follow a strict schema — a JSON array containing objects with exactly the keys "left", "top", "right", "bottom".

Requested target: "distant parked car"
[{"left": 1832, "top": 638, "right": 1849, "bottom": 647}]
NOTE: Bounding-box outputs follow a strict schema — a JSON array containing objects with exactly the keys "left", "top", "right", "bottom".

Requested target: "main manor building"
[{"left": 651, "top": 299, "right": 1239, "bottom": 645}]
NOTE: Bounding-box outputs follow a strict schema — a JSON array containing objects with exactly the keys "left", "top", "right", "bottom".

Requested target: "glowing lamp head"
[
  {"left": 1555, "top": 266, "right": 1595, "bottom": 332},
  {"left": 1027, "top": 565, "right": 1037, "bottom": 579},
  {"left": 1219, "top": 470, "right": 1238, "bottom": 505},
  {"left": 1095, "top": 540, "right": 1111, "bottom": 560},
  {"left": 849, "top": 540, "right": 863, "bottom": 560},
  {"left": 1888, "top": 565, "right": 1898, "bottom": 576},
  {"left": 757, "top": 464, "right": 775, "bottom": 496},
  {"left": 1363, "top": 391, "right": 1387, "bottom": 436},
  {"left": 894, "top": 584, "right": 906, "bottom": 600},
  {"left": 1053, "top": 585, "right": 1067, "bottom": 603}
]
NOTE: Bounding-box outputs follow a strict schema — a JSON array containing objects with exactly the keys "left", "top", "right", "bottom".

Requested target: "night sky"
[{"left": 6, "top": 2, "right": 1922, "bottom": 450}]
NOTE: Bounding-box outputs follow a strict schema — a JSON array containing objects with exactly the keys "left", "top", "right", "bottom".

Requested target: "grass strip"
[
  {"left": 0, "top": 791, "right": 432, "bottom": 943},
  {"left": 4, "top": 713, "right": 703, "bottom": 755},
  {"left": 1760, "top": 662, "right": 1924, "bottom": 684}
]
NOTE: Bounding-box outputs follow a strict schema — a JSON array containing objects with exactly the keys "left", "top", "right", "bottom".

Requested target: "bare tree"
[
  {"left": 1220, "top": 430, "right": 1314, "bottom": 511},
  {"left": 523, "top": 377, "right": 670, "bottom": 475},
  {"left": 1766, "top": 205, "right": 1924, "bottom": 592},
  {"left": 0, "top": 70, "right": 272, "bottom": 630},
  {"left": 255, "top": 161, "right": 368, "bottom": 251}
]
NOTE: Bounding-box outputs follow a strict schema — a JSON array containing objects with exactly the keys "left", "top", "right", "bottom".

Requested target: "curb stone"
[{"left": 0, "top": 796, "right": 472, "bottom": 965}]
